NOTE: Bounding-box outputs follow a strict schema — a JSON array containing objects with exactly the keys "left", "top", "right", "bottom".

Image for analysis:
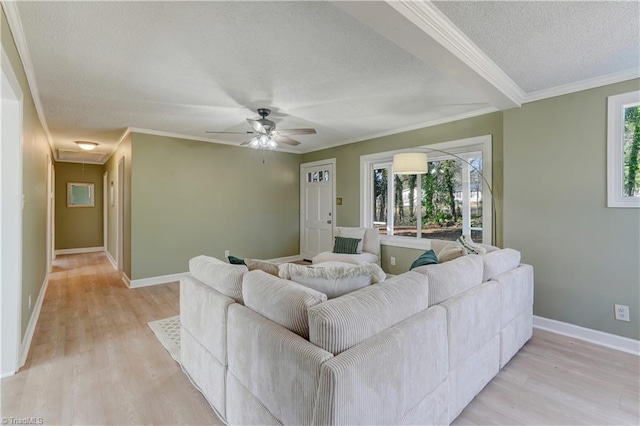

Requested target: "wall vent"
[{"left": 57, "top": 149, "right": 109, "bottom": 164}]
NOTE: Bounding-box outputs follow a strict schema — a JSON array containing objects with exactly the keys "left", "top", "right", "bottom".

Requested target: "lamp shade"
[{"left": 392, "top": 153, "right": 428, "bottom": 174}]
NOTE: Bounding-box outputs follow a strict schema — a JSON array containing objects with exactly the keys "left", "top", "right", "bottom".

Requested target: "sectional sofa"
[{"left": 180, "top": 245, "right": 533, "bottom": 425}]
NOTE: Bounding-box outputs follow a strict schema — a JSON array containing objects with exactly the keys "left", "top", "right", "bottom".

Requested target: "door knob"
[{"left": 327, "top": 220, "right": 332, "bottom": 224}]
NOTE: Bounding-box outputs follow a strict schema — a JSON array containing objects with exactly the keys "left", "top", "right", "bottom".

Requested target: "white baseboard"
[
  {"left": 55, "top": 246, "right": 103, "bottom": 255},
  {"left": 19, "top": 275, "right": 49, "bottom": 368},
  {"left": 121, "top": 273, "right": 131, "bottom": 288},
  {"left": 533, "top": 315, "right": 639, "bottom": 356},
  {"left": 268, "top": 254, "right": 303, "bottom": 263},
  {"left": 129, "top": 272, "right": 190, "bottom": 289},
  {"left": 105, "top": 250, "right": 117, "bottom": 270}
]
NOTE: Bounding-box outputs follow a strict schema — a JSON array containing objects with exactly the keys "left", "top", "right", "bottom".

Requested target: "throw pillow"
[
  {"left": 333, "top": 236, "right": 361, "bottom": 254},
  {"left": 437, "top": 243, "right": 465, "bottom": 263},
  {"left": 410, "top": 249, "right": 439, "bottom": 270},
  {"left": 245, "top": 258, "right": 279, "bottom": 276},
  {"left": 228, "top": 255, "right": 246, "bottom": 265},
  {"left": 335, "top": 227, "right": 366, "bottom": 253},
  {"left": 456, "top": 235, "right": 487, "bottom": 255}
]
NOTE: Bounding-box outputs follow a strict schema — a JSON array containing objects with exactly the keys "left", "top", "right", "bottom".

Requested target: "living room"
[{"left": 1, "top": 1, "right": 638, "bottom": 425}]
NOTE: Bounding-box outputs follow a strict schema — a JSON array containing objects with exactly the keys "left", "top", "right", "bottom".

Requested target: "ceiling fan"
[{"left": 206, "top": 108, "right": 316, "bottom": 150}]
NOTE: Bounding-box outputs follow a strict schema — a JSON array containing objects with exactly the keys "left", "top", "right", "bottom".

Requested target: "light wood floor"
[{"left": 2, "top": 253, "right": 638, "bottom": 425}]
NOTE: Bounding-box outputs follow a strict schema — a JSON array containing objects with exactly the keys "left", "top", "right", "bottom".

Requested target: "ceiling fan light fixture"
[
  {"left": 249, "top": 136, "right": 260, "bottom": 149},
  {"left": 267, "top": 138, "right": 278, "bottom": 150},
  {"left": 75, "top": 141, "right": 98, "bottom": 151}
]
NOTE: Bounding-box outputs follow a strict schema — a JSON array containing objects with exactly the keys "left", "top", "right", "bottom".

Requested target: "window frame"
[
  {"left": 607, "top": 90, "right": 640, "bottom": 208},
  {"left": 360, "top": 135, "right": 493, "bottom": 250}
]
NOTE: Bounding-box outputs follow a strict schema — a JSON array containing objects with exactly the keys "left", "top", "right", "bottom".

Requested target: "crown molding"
[
  {"left": 300, "top": 106, "right": 497, "bottom": 154},
  {"left": 524, "top": 68, "right": 640, "bottom": 103},
  {"left": 127, "top": 127, "right": 300, "bottom": 154},
  {"left": 388, "top": 0, "right": 525, "bottom": 107},
  {"left": 2, "top": 0, "right": 55, "bottom": 152}
]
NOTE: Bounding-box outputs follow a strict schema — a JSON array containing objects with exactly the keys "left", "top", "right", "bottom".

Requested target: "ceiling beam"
[{"left": 333, "top": 0, "right": 525, "bottom": 110}]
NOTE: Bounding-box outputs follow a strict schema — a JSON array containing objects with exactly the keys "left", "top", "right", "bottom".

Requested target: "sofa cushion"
[
  {"left": 308, "top": 271, "right": 430, "bottom": 355},
  {"left": 189, "top": 255, "right": 247, "bottom": 303},
  {"left": 279, "top": 262, "right": 385, "bottom": 299},
  {"left": 242, "top": 270, "right": 327, "bottom": 338},
  {"left": 413, "top": 254, "right": 483, "bottom": 306},
  {"left": 482, "top": 248, "right": 521, "bottom": 281}
]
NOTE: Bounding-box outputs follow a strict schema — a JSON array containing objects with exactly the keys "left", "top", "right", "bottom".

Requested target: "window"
[
  {"left": 608, "top": 90, "right": 640, "bottom": 208},
  {"left": 362, "top": 136, "right": 492, "bottom": 249}
]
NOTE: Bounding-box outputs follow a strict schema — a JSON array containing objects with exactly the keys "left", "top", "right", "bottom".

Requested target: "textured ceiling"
[
  {"left": 433, "top": 0, "right": 640, "bottom": 93},
  {"left": 9, "top": 1, "right": 640, "bottom": 161}
]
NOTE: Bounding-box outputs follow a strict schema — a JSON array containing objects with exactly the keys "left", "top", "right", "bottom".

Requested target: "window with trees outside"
[
  {"left": 608, "top": 90, "right": 640, "bottom": 208},
  {"left": 361, "top": 135, "right": 492, "bottom": 249}
]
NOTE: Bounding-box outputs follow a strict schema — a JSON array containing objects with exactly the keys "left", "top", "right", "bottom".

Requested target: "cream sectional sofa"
[{"left": 180, "top": 246, "right": 533, "bottom": 425}]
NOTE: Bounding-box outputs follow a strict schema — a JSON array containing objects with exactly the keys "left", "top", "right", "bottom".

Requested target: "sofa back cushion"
[
  {"left": 308, "top": 271, "right": 429, "bottom": 355},
  {"left": 413, "top": 254, "right": 483, "bottom": 306},
  {"left": 242, "top": 270, "right": 327, "bottom": 338},
  {"left": 189, "top": 255, "right": 247, "bottom": 303},
  {"left": 482, "top": 248, "right": 521, "bottom": 281}
]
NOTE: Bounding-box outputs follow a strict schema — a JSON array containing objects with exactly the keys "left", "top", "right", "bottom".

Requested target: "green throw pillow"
[
  {"left": 332, "top": 236, "right": 361, "bottom": 254},
  {"left": 228, "top": 255, "right": 246, "bottom": 265},
  {"left": 410, "top": 249, "right": 439, "bottom": 270}
]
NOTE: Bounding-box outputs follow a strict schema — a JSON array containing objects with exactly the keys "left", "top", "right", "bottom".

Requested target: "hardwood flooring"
[
  {"left": 1, "top": 252, "right": 221, "bottom": 425},
  {"left": 2, "top": 252, "right": 638, "bottom": 425}
]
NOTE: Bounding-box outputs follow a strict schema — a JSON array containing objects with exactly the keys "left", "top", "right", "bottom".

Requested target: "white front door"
[{"left": 300, "top": 160, "right": 335, "bottom": 261}]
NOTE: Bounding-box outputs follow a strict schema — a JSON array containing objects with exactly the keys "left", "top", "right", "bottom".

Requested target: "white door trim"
[
  {"left": 103, "top": 172, "right": 108, "bottom": 251},
  {"left": 117, "top": 157, "right": 125, "bottom": 271},
  {"left": 1, "top": 46, "right": 24, "bottom": 377},
  {"left": 46, "top": 154, "right": 53, "bottom": 273},
  {"left": 300, "top": 158, "right": 336, "bottom": 260}
]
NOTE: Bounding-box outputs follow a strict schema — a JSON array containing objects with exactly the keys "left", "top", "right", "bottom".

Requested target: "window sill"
[{"left": 380, "top": 236, "right": 434, "bottom": 251}]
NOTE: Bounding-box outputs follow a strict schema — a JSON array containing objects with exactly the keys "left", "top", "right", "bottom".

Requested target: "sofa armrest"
[
  {"left": 226, "top": 304, "right": 333, "bottom": 426},
  {"left": 312, "top": 306, "right": 448, "bottom": 425}
]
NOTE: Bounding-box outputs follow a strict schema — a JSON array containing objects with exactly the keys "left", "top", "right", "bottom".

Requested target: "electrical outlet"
[
  {"left": 28, "top": 294, "right": 32, "bottom": 310},
  {"left": 224, "top": 250, "right": 230, "bottom": 258},
  {"left": 390, "top": 256, "right": 396, "bottom": 266},
  {"left": 614, "top": 304, "right": 630, "bottom": 322}
]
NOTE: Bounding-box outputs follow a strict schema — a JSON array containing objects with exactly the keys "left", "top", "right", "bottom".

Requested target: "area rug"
[{"left": 148, "top": 315, "right": 181, "bottom": 363}]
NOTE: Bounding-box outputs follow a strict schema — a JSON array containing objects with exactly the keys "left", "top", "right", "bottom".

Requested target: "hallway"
[{"left": 1, "top": 252, "right": 220, "bottom": 425}]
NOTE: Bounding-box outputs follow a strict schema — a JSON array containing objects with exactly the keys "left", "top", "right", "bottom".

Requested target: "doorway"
[
  {"left": 300, "top": 159, "right": 336, "bottom": 261},
  {"left": 1, "top": 53, "right": 24, "bottom": 377}
]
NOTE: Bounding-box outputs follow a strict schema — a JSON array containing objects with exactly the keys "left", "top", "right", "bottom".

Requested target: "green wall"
[
  {"left": 503, "top": 79, "right": 640, "bottom": 340},
  {"left": 301, "top": 112, "right": 504, "bottom": 275},
  {"left": 129, "top": 133, "right": 300, "bottom": 280},
  {"left": 104, "top": 133, "right": 132, "bottom": 278},
  {"left": 54, "top": 162, "right": 104, "bottom": 249},
  {"left": 2, "top": 7, "right": 51, "bottom": 338}
]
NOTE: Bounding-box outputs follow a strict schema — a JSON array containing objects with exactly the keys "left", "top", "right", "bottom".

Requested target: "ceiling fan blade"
[
  {"left": 274, "top": 128, "right": 316, "bottom": 136},
  {"left": 274, "top": 135, "right": 301, "bottom": 146},
  {"left": 240, "top": 141, "right": 251, "bottom": 146},
  {"left": 206, "top": 131, "right": 254, "bottom": 134},
  {"left": 247, "top": 118, "right": 266, "bottom": 133}
]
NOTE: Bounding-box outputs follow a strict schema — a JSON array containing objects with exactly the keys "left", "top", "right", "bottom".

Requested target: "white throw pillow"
[{"left": 335, "top": 227, "right": 366, "bottom": 254}]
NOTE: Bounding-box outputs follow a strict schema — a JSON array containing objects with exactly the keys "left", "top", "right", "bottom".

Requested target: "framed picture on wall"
[{"left": 67, "top": 182, "right": 95, "bottom": 208}]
